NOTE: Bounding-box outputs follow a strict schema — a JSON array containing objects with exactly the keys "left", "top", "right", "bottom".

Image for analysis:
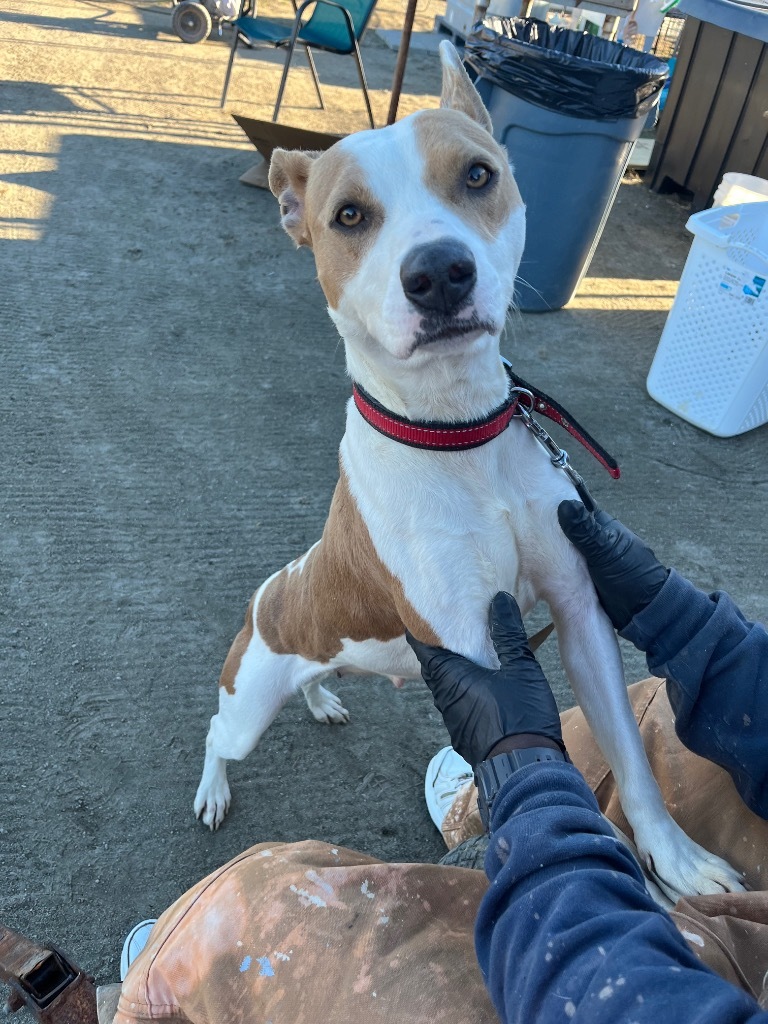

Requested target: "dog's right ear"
[
  {"left": 268, "top": 149, "right": 321, "bottom": 248},
  {"left": 438, "top": 40, "right": 493, "bottom": 134}
]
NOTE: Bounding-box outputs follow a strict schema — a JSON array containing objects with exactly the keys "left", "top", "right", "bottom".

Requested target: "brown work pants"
[{"left": 102, "top": 679, "right": 768, "bottom": 1024}]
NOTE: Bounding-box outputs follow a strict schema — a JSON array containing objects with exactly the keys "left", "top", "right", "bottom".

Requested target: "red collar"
[
  {"left": 352, "top": 382, "right": 519, "bottom": 451},
  {"left": 352, "top": 365, "right": 620, "bottom": 477}
]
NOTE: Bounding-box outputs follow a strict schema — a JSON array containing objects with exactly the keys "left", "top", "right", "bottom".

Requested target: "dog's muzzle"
[{"left": 400, "top": 239, "right": 476, "bottom": 316}]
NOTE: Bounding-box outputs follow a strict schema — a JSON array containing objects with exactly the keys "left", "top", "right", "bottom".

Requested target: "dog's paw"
[
  {"left": 194, "top": 775, "right": 231, "bottom": 831},
  {"left": 305, "top": 684, "right": 350, "bottom": 725},
  {"left": 636, "top": 819, "right": 746, "bottom": 901}
]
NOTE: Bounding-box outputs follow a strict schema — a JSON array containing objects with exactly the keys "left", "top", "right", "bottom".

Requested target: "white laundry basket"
[{"left": 647, "top": 201, "right": 768, "bottom": 437}]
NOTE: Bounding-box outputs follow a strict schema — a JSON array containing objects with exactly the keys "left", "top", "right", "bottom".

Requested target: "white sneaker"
[
  {"left": 120, "top": 919, "right": 157, "bottom": 981},
  {"left": 424, "top": 746, "right": 473, "bottom": 832}
]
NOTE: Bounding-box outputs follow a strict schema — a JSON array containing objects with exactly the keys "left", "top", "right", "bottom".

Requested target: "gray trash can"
[{"left": 466, "top": 19, "right": 668, "bottom": 312}]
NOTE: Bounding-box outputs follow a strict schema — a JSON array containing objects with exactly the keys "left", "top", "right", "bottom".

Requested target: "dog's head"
[{"left": 269, "top": 42, "right": 524, "bottom": 372}]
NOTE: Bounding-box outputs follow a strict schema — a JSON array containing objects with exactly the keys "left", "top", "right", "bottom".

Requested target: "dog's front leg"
[
  {"left": 194, "top": 588, "right": 335, "bottom": 830},
  {"left": 546, "top": 579, "right": 745, "bottom": 901}
]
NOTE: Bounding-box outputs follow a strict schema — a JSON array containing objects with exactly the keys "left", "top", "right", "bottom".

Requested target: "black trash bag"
[{"left": 464, "top": 18, "right": 669, "bottom": 121}]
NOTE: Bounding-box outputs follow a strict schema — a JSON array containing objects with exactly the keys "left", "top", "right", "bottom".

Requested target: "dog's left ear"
[
  {"left": 438, "top": 40, "right": 493, "bottom": 134},
  {"left": 268, "top": 149, "right": 321, "bottom": 248}
]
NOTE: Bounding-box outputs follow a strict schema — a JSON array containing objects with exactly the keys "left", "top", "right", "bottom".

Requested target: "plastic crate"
[{"left": 647, "top": 201, "right": 768, "bottom": 437}]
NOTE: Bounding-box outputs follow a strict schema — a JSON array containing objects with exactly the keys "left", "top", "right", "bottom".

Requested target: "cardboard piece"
[
  {"left": 233, "top": 115, "right": 344, "bottom": 189},
  {"left": 238, "top": 156, "right": 272, "bottom": 188}
]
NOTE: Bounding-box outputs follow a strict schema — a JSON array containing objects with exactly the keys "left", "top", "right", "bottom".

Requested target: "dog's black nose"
[{"left": 400, "top": 240, "right": 477, "bottom": 315}]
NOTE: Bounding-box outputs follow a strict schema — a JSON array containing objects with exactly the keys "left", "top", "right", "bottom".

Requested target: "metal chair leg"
[
  {"left": 273, "top": 34, "right": 300, "bottom": 122},
  {"left": 352, "top": 40, "right": 375, "bottom": 128},
  {"left": 220, "top": 24, "right": 241, "bottom": 107},
  {"left": 305, "top": 46, "right": 325, "bottom": 110}
]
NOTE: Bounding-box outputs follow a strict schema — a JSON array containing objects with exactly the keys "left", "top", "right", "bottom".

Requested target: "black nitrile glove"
[
  {"left": 557, "top": 499, "right": 669, "bottom": 632},
  {"left": 406, "top": 592, "right": 564, "bottom": 771}
]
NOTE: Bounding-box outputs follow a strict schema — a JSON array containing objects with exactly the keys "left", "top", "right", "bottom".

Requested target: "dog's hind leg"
[
  {"left": 193, "top": 595, "right": 325, "bottom": 830},
  {"left": 301, "top": 678, "right": 350, "bottom": 724}
]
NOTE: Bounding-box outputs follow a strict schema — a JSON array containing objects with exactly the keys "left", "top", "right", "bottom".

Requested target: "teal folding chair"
[{"left": 220, "top": 0, "right": 376, "bottom": 127}]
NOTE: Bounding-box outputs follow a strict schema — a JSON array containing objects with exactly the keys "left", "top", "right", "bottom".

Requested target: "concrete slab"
[
  {"left": 375, "top": 28, "right": 446, "bottom": 51},
  {"left": 628, "top": 136, "right": 655, "bottom": 169},
  {"left": 1, "top": 0, "right": 765, "bottom": 996}
]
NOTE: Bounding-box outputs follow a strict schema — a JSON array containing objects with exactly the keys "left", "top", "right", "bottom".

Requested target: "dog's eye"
[
  {"left": 336, "top": 204, "right": 364, "bottom": 228},
  {"left": 467, "top": 164, "right": 493, "bottom": 190}
]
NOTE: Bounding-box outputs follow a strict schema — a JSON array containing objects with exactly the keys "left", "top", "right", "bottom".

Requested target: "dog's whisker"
[
  {"left": 515, "top": 275, "right": 549, "bottom": 309},
  {"left": 503, "top": 305, "right": 523, "bottom": 335}
]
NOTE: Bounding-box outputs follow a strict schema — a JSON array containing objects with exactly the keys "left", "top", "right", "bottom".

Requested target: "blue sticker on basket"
[{"left": 719, "top": 267, "right": 766, "bottom": 305}]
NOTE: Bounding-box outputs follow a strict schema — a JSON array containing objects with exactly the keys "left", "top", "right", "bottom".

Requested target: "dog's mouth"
[{"left": 411, "top": 313, "right": 499, "bottom": 350}]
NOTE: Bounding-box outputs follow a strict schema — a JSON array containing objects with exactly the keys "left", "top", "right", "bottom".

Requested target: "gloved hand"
[
  {"left": 406, "top": 592, "right": 564, "bottom": 770},
  {"left": 557, "top": 499, "right": 669, "bottom": 632}
]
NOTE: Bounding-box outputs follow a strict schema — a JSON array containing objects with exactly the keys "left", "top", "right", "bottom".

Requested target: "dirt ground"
[{"left": 1, "top": 0, "right": 766, "bottom": 995}]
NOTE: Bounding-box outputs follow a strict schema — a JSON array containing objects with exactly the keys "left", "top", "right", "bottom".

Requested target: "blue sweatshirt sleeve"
[
  {"left": 476, "top": 762, "right": 766, "bottom": 1024},
  {"left": 621, "top": 570, "right": 768, "bottom": 817}
]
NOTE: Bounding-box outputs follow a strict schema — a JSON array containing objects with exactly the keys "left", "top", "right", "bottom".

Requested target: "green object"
[{"left": 220, "top": 0, "right": 378, "bottom": 126}]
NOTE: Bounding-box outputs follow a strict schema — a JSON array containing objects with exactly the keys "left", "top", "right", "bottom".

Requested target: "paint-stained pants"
[{"left": 102, "top": 679, "right": 768, "bottom": 1024}]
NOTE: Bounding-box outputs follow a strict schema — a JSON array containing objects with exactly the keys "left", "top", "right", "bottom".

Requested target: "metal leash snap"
[
  {"left": 513, "top": 399, "right": 597, "bottom": 513},
  {"left": 509, "top": 386, "right": 535, "bottom": 408}
]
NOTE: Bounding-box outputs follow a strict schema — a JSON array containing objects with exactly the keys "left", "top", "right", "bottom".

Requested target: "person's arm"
[
  {"left": 476, "top": 761, "right": 767, "bottom": 1024},
  {"left": 623, "top": 569, "right": 768, "bottom": 816},
  {"left": 558, "top": 500, "right": 768, "bottom": 818},
  {"left": 407, "top": 596, "right": 766, "bottom": 1024}
]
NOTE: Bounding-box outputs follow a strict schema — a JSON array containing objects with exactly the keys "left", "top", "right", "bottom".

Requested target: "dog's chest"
[{"left": 341, "top": 419, "right": 574, "bottom": 642}]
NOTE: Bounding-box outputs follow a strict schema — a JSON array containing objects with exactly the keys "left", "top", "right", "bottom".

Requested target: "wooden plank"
[
  {"left": 656, "top": 20, "right": 732, "bottom": 191},
  {"left": 687, "top": 33, "right": 764, "bottom": 209},
  {"left": 648, "top": 17, "right": 700, "bottom": 188},
  {"left": 722, "top": 46, "right": 768, "bottom": 178}
]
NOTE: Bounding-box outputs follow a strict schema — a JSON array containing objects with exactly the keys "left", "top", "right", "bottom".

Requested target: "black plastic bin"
[{"left": 465, "top": 19, "right": 668, "bottom": 312}]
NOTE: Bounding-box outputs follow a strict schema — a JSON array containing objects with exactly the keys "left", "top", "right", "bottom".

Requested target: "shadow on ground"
[{"left": 0, "top": 5, "right": 171, "bottom": 41}]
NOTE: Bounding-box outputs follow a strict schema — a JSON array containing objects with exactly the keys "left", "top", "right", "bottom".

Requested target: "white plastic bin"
[
  {"left": 713, "top": 172, "right": 768, "bottom": 209},
  {"left": 647, "top": 201, "right": 768, "bottom": 437}
]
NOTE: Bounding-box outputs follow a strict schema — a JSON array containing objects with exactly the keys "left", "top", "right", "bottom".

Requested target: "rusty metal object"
[
  {"left": 386, "top": 0, "right": 419, "bottom": 125},
  {"left": 0, "top": 925, "right": 97, "bottom": 1024}
]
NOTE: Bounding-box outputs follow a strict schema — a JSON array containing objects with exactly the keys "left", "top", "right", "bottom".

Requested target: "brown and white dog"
[{"left": 194, "top": 43, "right": 743, "bottom": 901}]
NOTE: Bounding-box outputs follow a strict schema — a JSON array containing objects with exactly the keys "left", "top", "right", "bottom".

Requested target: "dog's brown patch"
[
  {"left": 269, "top": 144, "right": 383, "bottom": 309},
  {"left": 257, "top": 467, "right": 439, "bottom": 661},
  {"left": 414, "top": 110, "right": 522, "bottom": 241},
  {"left": 302, "top": 146, "right": 384, "bottom": 309},
  {"left": 219, "top": 593, "right": 256, "bottom": 695}
]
